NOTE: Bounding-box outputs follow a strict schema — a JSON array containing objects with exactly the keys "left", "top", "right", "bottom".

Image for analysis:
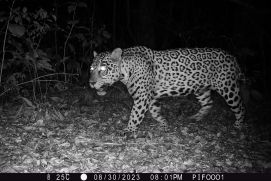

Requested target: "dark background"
[
  {"left": 0, "top": 0, "right": 270, "bottom": 99},
  {"left": 94, "top": 0, "right": 271, "bottom": 99}
]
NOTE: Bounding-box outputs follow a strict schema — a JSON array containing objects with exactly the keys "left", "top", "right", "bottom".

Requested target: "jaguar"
[{"left": 89, "top": 46, "right": 245, "bottom": 132}]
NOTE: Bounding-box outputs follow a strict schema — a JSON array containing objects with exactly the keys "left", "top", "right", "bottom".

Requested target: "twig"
[
  {"left": 63, "top": 1, "right": 78, "bottom": 82},
  {"left": 0, "top": 73, "right": 78, "bottom": 97},
  {"left": 0, "top": 0, "right": 15, "bottom": 84},
  {"left": 89, "top": 0, "right": 95, "bottom": 54}
]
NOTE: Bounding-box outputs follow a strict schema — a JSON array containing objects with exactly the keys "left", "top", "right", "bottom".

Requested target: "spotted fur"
[{"left": 89, "top": 46, "right": 245, "bottom": 132}]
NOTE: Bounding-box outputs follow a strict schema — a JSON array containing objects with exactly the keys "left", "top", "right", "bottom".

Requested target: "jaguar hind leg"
[
  {"left": 216, "top": 81, "right": 245, "bottom": 129},
  {"left": 189, "top": 89, "right": 213, "bottom": 121},
  {"left": 149, "top": 99, "right": 168, "bottom": 130}
]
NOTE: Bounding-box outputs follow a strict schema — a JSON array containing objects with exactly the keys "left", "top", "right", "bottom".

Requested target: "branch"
[
  {"left": 63, "top": 1, "right": 78, "bottom": 82},
  {"left": 0, "top": 73, "right": 79, "bottom": 97},
  {"left": 0, "top": 0, "right": 15, "bottom": 84}
]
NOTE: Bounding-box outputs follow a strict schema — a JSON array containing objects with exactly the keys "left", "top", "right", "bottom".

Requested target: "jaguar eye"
[
  {"left": 100, "top": 66, "right": 107, "bottom": 71},
  {"left": 90, "top": 66, "right": 94, "bottom": 71}
]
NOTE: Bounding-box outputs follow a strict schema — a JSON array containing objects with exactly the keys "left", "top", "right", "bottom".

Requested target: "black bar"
[{"left": 0, "top": 173, "right": 270, "bottom": 181}]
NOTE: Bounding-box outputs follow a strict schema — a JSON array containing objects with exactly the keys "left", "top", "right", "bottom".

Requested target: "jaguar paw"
[
  {"left": 233, "top": 121, "right": 243, "bottom": 130},
  {"left": 117, "top": 128, "right": 138, "bottom": 139},
  {"left": 160, "top": 123, "right": 169, "bottom": 132}
]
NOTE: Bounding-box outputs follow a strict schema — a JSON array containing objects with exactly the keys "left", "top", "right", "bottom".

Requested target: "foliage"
[
  {"left": 61, "top": 1, "right": 111, "bottom": 79},
  {"left": 0, "top": 0, "right": 111, "bottom": 101},
  {"left": 0, "top": 5, "right": 56, "bottom": 98}
]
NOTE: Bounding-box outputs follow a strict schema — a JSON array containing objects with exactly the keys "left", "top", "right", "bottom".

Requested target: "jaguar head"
[{"left": 89, "top": 48, "right": 122, "bottom": 96}]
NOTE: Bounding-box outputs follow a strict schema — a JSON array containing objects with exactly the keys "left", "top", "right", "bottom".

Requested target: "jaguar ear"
[
  {"left": 93, "top": 51, "right": 98, "bottom": 57},
  {"left": 110, "top": 48, "right": 122, "bottom": 62}
]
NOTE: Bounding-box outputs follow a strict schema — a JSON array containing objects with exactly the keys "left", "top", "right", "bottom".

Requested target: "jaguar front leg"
[
  {"left": 123, "top": 96, "right": 150, "bottom": 134},
  {"left": 122, "top": 54, "right": 154, "bottom": 136}
]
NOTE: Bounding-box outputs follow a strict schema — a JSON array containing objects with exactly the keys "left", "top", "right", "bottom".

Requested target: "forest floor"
[{"left": 0, "top": 86, "right": 271, "bottom": 173}]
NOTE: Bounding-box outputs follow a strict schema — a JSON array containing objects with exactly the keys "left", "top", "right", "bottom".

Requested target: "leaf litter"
[{"left": 0, "top": 88, "right": 270, "bottom": 173}]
